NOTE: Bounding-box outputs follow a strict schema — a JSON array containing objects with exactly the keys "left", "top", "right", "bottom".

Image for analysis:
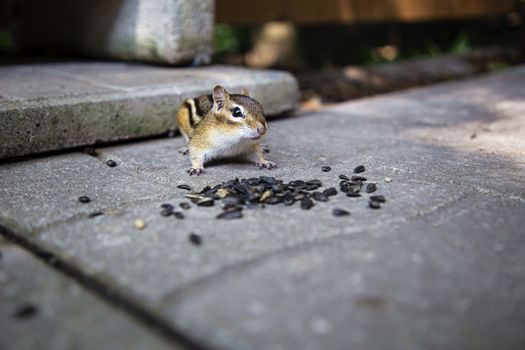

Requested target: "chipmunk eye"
[{"left": 231, "top": 107, "right": 244, "bottom": 118}]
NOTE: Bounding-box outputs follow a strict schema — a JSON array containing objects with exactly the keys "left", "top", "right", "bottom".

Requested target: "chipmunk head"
[{"left": 211, "top": 85, "right": 268, "bottom": 141}]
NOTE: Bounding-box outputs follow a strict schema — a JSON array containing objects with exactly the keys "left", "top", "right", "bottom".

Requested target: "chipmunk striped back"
[{"left": 177, "top": 94, "right": 214, "bottom": 142}]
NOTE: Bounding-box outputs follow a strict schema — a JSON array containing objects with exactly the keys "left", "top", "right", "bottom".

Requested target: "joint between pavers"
[{"left": 0, "top": 223, "right": 214, "bottom": 350}]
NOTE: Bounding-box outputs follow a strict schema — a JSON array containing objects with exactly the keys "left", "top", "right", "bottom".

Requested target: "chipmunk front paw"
[
  {"left": 256, "top": 161, "right": 277, "bottom": 170},
  {"left": 188, "top": 167, "right": 205, "bottom": 176}
]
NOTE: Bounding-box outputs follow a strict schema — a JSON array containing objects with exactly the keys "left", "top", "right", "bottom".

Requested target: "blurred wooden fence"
[{"left": 216, "top": 0, "right": 517, "bottom": 24}]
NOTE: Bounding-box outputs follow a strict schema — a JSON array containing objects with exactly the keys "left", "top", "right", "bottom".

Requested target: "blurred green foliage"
[
  {"left": 215, "top": 24, "right": 254, "bottom": 55},
  {"left": 0, "top": 30, "right": 14, "bottom": 51}
]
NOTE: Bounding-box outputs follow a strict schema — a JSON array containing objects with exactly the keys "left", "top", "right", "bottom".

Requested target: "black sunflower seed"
[
  {"left": 339, "top": 174, "right": 350, "bottom": 180},
  {"left": 223, "top": 196, "right": 241, "bottom": 206},
  {"left": 265, "top": 196, "right": 283, "bottom": 205},
  {"left": 78, "top": 196, "right": 91, "bottom": 203},
  {"left": 283, "top": 193, "right": 295, "bottom": 205},
  {"left": 341, "top": 182, "right": 361, "bottom": 194},
  {"left": 188, "top": 232, "right": 202, "bottom": 245},
  {"left": 161, "top": 203, "right": 174, "bottom": 210},
  {"left": 306, "top": 179, "right": 323, "bottom": 186},
  {"left": 173, "top": 211, "right": 185, "bottom": 219},
  {"left": 369, "top": 200, "right": 381, "bottom": 209},
  {"left": 248, "top": 178, "right": 261, "bottom": 185},
  {"left": 312, "top": 192, "right": 329, "bottom": 202},
  {"left": 196, "top": 197, "right": 214, "bottom": 207},
  {"left": 294, "top": 192, "right": 307, "bottom": 200},
  {"left": 217, "top": 210, "right": 243, "bottom": 219},
  {"left": 333, "top": 208, "right": 350, "bottom": 216},
  {"left": 351, "top": 176, "right": 367, "bottom": 181},
  {"left": 366, "top": 183, "right": 377, "bottom": 193},
  {"left": 88, "top": 211, "right": 104, "bottom": 218},
  {"left": 179, "top": 202, "right": 191, "bottom": 210},
  {"left": 301, "top": 197, "right": 314, "bottom": 210},
  {"left": 321, "top": 166, "right": 331, "bottom": 172},
  {"left": 160, "top": 208, "right": 173, "bottom": 217},
  {"left": 260, "top": 176, "right": 277, "bottom": 185},
  {"left": 13, "top": 304, "right": 38, "bottom": 319},
  {"left": 223, "top": 203, "right": 243, "bottom": 212},
  {"left": 323, "top": 188, "right": 338, "bottom": 197},
  {"left": 177, "top": 184, "right": 192, "bottom": 191},
  {"left": 199, "top": 186, "right": 211, "bottom": 194},
  {"left": 106, "top": 159, "right": 117, "bottom": 167},
  {"left": 347, "top": 193, "right": 362, "bottom": 198},
  {"left": 272, "top": 184, "right": 285, "bottom": 193},
  {"left": 354, "top": 165, "right": 365, "bottom": 173},
  {"left": 370, "top": 195, "right": 386, "bottom": 203}
]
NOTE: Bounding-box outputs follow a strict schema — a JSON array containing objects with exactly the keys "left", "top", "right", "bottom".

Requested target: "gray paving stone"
[
  {"left": 1, "top": 67, "right": 524, "bottom": 349},
  {"left": 169, "top": 193, "right": 525, "bottom": 350},
  {"left": 0, "top": 240, "right": 175, "bottom": 350},
  {"left": 0, "top": 63, "right": 299, "bottom": 159},
  {"left": 0, "top": 153, "right": 169, "bottom": 234}
]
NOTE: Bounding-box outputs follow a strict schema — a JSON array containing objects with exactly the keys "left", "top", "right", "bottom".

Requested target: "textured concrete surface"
[
  {"left": 0, "top": 62, "right": 299, "bottom": 159},
  {"left": 10, "top": 0, "right": 213, "bottom": 64},
  {"left": 1, "top": 66, "right": 524, "bottom": 349},
  {"left": 0, "top": 238, "right": 175, "bottom": 350}
]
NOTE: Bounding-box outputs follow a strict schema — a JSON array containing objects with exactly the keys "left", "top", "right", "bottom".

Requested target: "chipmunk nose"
[{"left": 257, "top": 125, "right": 267, "bottom": 136}]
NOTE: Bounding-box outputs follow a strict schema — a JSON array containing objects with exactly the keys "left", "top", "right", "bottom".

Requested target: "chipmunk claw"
[
  {"left": 188, "top": 167, "right": 205, "bottom": 176},
  {"left": 256, "top": 161, "right": 277, "bottom": 170},
  {"left": 178, "top": 147, "right": 190, "bottom": 156}
]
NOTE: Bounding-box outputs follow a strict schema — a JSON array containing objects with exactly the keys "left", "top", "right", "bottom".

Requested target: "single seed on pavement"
[
  {"left": 301, "top": 197, "right": 314, "bottom": 210},
  {"left": 370, "top": 195, "right": 386, "bottom": 203},
  {"left": 354, "top": 165, "right": 365, "bottom": 173},
  {"left": 160, "top": 203, "right": 174, "bottom": 210},
  {"left": 160, "top": 209, "right": 172, "bottom": 217},
  {"left": 312, "top": 192, "right": 329, "bottom": 202},
  {"left": 197, "top": 197, "right": 214, "bottom": 207},
  {"left": 177, "top": 184, "right": 192, "bottom": 191},
  {"left": 173, "top": 211, "right": 185, "bottom": 219},
  {"left": 134, "top": 219, "right": 146, "bottom": 229},
  {"left": 179, "top": 202, "right": 191, "bottom": 210},
  {"left": 333, "top": 208, "right": 350, "bottom": 216},
  {"left": 106, "top": 159, "right": 117, "bottom": 167},
  {"left": 321, "top": 166, "right": 331, "bottom": 172},
  {"left": 13, "top": 304, "right": 38, "bottom": 319},
  {"left": 217, "top": 210, "right": 243, "bottom": 219},
  {"left": 338, "top": 174, "right": 350, "bottom": 180},
  {"left": 351, "top": 176, "right": 367, "bottom": 181},
  {"left": 369, "top": 201, "right": 381, "bottom": 209},
  {"left": 366, "top": 183, "right": 377, "bottom": 193},
  {"left": 384, "top": 177, "right": 392, "bottom": 183},
  {"left": 323, "top": 188, "right": 338, "bottom": 196},
  {"left": 78, "top": 196, "right": 91, "bottom": 203},
  {"left": 189, "top": 232, "right": 202, "bottom": 245}
]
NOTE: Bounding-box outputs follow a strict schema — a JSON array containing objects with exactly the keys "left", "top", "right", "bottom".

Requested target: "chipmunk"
[{"left": 177, "top": 85, "right": 276, "bottom": 175}]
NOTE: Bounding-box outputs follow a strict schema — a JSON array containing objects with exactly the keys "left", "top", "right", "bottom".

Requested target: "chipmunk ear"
[
  {"left": 241, "top": 87, "right": 250, "bottom": 97},
  {"left": 213, "top": 85, "right": 230, "bottom": 111}
]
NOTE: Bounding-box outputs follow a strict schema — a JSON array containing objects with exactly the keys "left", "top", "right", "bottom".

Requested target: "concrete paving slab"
[
  {"left": 1, "top": 66, "right": 524, "bottom": 349},
  {"left": 0, "top": 153, "right": 169, "bottom": 234},
  {"left": 0, "top": 62, "right": 299, "bottom": 159},
  {"left": 169, "top": 193, "right": 525, "bottom": 350},
  {"left": 0, "top": 239, "right": 174, "bottom": 350}
]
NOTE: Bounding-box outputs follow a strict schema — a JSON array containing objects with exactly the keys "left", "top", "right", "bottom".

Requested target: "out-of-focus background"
[{"left": 2, "top": 0, "right": 524, "bottom": 108}]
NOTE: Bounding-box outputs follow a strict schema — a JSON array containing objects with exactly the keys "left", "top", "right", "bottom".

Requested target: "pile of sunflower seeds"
[{"left": 159, "top": 165, "right": 387, "bottom": 220}]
